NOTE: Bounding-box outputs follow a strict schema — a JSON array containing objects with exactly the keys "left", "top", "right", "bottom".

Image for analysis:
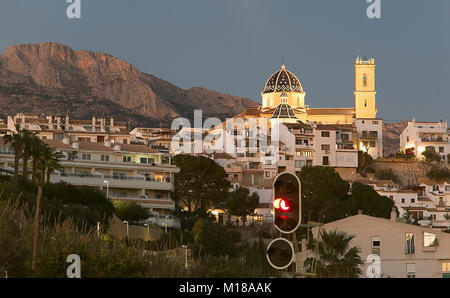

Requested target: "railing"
[
  {"left": 405, "top": 245, "right": 415, "bottom": 254},
  {"left": 57, "top": 172, "right": 170, "bottom": 183}
]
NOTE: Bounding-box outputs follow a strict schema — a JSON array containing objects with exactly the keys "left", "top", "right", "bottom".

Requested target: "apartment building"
[
  {"left": 8, "top": 113, "right": 132, "bottom": 145},
  {"left": 354, "top": 118, "right": 383, "bottom": 158},
  {"left": 400, "top": 119, "right": 449, "bottom": 163},
  {"left": 299, "top": 213, "right": 450, "bottom": 278},
  {"left": 313, "top": 124, "right": 358, "bottom": 168},
  {"left": 0, "top": 131, "right": 180, "bottom": 222},
  {"left": 130, "top": 127, "right": 176, "bottom": 152}
]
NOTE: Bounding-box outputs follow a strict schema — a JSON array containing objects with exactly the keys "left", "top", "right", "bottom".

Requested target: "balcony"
[{"left": 51, "top": 172, "right": 173, "bottom": 190}]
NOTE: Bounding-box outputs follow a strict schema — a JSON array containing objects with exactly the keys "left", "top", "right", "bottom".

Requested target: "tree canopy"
[
  {"left": 171, "top": 155, "right": 231, "bottom": 212},
  {"left": 226, "top": 187, "right": 259, "bottom": 224}
]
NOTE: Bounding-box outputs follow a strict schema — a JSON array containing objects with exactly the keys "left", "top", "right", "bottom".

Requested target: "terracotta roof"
[
  {"left": 307, "top": 108, "right": 355, "bottom": 116},
  {"left": 284, "top": 121, "right": 312, "bottom": 129},
  {"left": 120, "top": 144, "right": 160, "bottom": 154},
  {"left": 41, "top": 139, "right": 74, "bottom": 150},
  {"left": 316, "top": 124, "right": 354, "bottom": 131},
  {"left": 78, "top": 142, "right": 114, "bottom": 152},
  {"left": 212, "top": 152, "right": 235, "bottom": 160}
]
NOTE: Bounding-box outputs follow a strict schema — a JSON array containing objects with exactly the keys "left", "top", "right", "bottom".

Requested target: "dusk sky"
[{"left": 0, "top": 0, "right": 449, "bottom": 122}]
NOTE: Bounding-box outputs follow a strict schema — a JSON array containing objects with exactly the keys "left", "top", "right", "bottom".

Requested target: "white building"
[
  {"left": 299, "top": 213, "right": 450, "bottom": 278},
  {"left": 400, "top": 119, "right": 449, "bottom": 162}
]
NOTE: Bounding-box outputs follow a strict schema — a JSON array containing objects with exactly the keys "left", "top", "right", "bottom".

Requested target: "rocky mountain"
[
  {"left": 0, "top": 42, "right": 258, "bottom": 127},
  {"left": 383, "top": 121, "right": 408, "bottom": 157}
]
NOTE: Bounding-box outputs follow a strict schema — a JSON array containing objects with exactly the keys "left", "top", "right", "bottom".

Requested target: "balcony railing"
[
  {"left": 405, "top": 245, "right": 415, "bottom": 254},
  {"left": 58, "top": 172, "right": 170, "bottom": 183}
]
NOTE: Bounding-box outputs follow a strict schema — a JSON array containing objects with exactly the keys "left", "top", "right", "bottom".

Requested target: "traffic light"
[
  {"left": 266, "top": 238, "right": 294, "bottom": 270},
  {"left": 272, "top": 172, "right": 301, "bottom": 234}
]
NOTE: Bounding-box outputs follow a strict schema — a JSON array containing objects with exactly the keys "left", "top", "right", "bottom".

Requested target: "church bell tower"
[{"left": 354, "top": 57, "right": 377, "bottom": 119}]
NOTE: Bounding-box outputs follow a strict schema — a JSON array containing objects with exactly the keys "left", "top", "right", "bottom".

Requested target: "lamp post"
[
  {"left": 144, "top": 224, "right": 150, "bottom": 240},
  {"left": 123, "top": 220, "right": 129, "bottom": 239},
  {"left": 181, "top": 245, "right": 188, "bottom": 268},
  {"left": 97, "top": 222, "right": 100, "bottom": 236},
  {"left": 103, "top": 180, "right": 109, "bottom": 198}
]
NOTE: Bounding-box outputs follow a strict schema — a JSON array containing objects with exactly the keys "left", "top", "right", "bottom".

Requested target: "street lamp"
[
  {"left": 103, "top": 180, "right": 109, "bottom": 198},
  {"left": 123, "top": 220, "right": 129, "bottom": 239},
  {"left": 144, "top": 223, "right": 150, "bottom": 240},
  {"left": 97, "top": 222, "right": 100, "bottom": 236},
  {"left": 181, "top": 245, "right": 188, "bottom": 268}
]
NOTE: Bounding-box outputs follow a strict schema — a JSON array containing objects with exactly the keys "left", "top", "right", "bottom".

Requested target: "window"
[
  {"left": 321, "top": 144, "right": 330, "bottom": 151},
  {"left": 370, "top": 141, "right": 376, "bottom": 147},
  {"left": 411, "top": 198, "right": 415, "bottom": 203},
  {"left": 406, "top": 264, "right": 416, "bottom": 278},
  {"left": 423, "top": 232, "right": 436, "bottom": 247},
  {"left": 101, "top": 155, "right": 109, "bottom": 162},
  {"left": 371, "top": 237, "right": 380, "bottom": 256},
  {"left": 439, "top": 147, "right": 444, "bottom": 153},
  {"left": 401, "top": 198, "right": 405, "bottom": 204},
  {"left": 265, "top": 171, "right": 271, "bottom": 178},
  {"left": 442, "top": 261, "right": 450, "bottom": 272},
  {"left": 372, "top": 121, "right": 379, "bottom": 125},
  {"left": 364, "top": 100, "right": 367, "bottom": 107},
  {"left": 406, "top": 233, "right": 415, "bottom": 254},
  {"left": 341, "top": 134, "right": 349, "bottom": 141},
  {"left": 363, "top": 74, "right": 368, "bottom": 87},
  {"left": 122, "top": 156, "right": 131, "bottom": 163},
  {"left": 81, "top": 153, "right": 91, "bottom": 161},
  {"left": 140, "top": 158, "right": 148, "bottom": 164},
  {"left": 322, "top": 156, "right": 329, "bottom": 166},
  {"left": 321, "top": 131, "right": 330, "bottom": 137}
]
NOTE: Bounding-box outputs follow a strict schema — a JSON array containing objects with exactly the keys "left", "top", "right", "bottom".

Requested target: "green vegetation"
[
  {"left": 422, "top": 147, "right": 442, "bottom": 163},
  {"left": 304, "top": 230, "right": 364, "bottom": 278},
  {"left": 113, "top": 200, "right": 148, "bottom": 223},
  {"left": 298, "top": 166, "right": 395, "bottom": 223},
  {"left": 226, "top": 186, "right": 259, "bottom": 225},
  {"left": 426, "top": 166, "right": 450, "bottom": 180},
  {"left": 374, "top": 168, "right": 399, "bottom": 183},
  {"left": 357, "top": 150, "right": 373, "bottom": 177},
  {"left": 171, "top": 155, "right": 231, "bottom": 212}
]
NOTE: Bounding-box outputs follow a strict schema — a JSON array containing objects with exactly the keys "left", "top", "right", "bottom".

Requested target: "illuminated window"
[
  {"left": 371, "top": 237, "right": 380, "bottom": 256},
  {"left": 423, "top": 232, "right": 436, "bottom": 247},
  {"left": 442, "top": 261, "right": 450, "bottom": 272}
]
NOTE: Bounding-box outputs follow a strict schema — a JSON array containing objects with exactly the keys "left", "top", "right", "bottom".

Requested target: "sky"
[{"left": 0, "top": 0, "right": 449, "bottom": 122}]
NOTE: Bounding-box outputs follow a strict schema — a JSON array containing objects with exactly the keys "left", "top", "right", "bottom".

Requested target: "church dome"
[
  {"left": 263, "top": 65, "right": 304, "bottom": 94},
  {"left": 271, "top": 103, "right": 298, "bottom": 119}
]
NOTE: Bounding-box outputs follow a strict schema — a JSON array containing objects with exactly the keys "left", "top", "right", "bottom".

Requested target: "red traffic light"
[{"left": 273, "top": 198, "right": 290, "bottom": 211}]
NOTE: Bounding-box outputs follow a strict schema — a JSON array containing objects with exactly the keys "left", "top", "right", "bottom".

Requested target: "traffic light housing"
[
  {"left": 266, "top": 238, "right": 294, "bottom": 270},
  {"left": 273, "top": 172, "right": 301, "bottom": 234}
]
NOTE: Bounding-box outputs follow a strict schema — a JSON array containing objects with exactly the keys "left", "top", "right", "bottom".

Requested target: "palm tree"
[
  {"left": 31, "top": 144, "right": 62, "bottom": 271},
  {"left": 30, "top": 136, "right": 45, "bottom": 184},
  {"left": 2, "top": 124, "right": 25, "bottom": 182},
  {"left": 20, "top": 129, "right": 38, "bottom": 180},
  {"left": 304, "top": 230, "right": 364, "bottom": 278}
]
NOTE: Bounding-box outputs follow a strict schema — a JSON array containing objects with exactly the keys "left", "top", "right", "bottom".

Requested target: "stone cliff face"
[
  {"left": 0, "top": 42, "right": 258, "bottom": 126},
  {"left": 383, "top": 121, "right": 408, "bottom": 157}
]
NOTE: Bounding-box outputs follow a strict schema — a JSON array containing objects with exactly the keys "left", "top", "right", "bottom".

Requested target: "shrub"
[
  {"left": 113, "top": 200, "right": 149, "bottom": 222},
  {"left": 426, "top": 166, "right": 450, "bottom": 180}
]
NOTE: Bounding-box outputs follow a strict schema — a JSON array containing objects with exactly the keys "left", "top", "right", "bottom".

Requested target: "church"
[
  {"left": 219, "top": 56, "right": 384, "bottom": 160},
  {"left": 257, "top": 56, "right": 377, "bottom": 125}
]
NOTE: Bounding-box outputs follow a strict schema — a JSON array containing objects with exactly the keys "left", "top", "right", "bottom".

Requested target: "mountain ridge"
[{"left": 0, "top": 42, "right": 258, "bottom": 127}]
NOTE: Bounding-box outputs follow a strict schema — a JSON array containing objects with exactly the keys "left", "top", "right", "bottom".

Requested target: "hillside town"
[{"left": 1, "top": 57, "right": 449, "bottom": 278}]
